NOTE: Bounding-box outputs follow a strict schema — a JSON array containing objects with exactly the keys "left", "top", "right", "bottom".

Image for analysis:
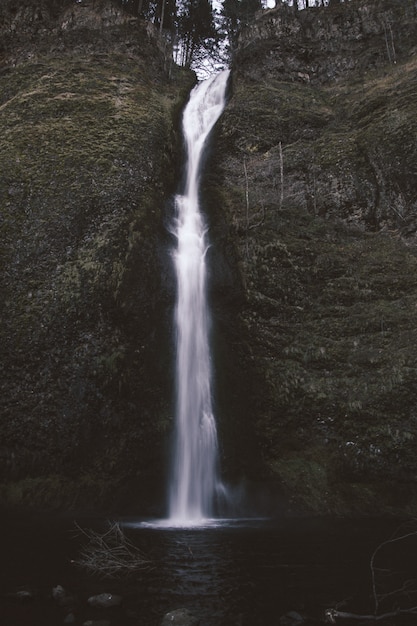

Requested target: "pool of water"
[{"left": 0, "top": 514, "right": 411, "bottom": 625}]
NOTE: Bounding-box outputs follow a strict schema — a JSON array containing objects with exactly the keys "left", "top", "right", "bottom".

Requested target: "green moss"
[
  {"left": 0, "top": 19, "right": 193, "bottom": 506},
  {"left": 269, "top": 455, "right": 333, "bottom": 513},
  {"left": 213, "top": 20, "right": 417, "bottom": 512},
  {"left": 0, "top": 475, "right": 119, "bottom": 511}
]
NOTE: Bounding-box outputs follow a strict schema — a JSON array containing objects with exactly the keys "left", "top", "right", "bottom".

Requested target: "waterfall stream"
[{"left": 169, "top": 70, "right": 230, "bottom": 525}]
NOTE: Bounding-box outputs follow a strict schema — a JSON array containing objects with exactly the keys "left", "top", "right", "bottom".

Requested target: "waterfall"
[{"left": 169, "top": 70, "right": 230, "bottom": 525}]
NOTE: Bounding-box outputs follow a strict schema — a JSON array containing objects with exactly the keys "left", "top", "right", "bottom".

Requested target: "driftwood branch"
[
  {"left": 72, "top": 521, "right": 151, "bottom": 578},
  {"left": 325, "top": 607, "right": 417, "bottom": 623},
  {"left": 325, "top": 522, "right": 417, "bottom": 623}
]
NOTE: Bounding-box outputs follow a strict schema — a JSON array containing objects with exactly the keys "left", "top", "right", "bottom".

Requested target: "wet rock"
[
  {"left": 64, "top": 613, "right": 76, "bottom": 624},
  {"left": 211, "top": 0, "right": 417, "bottom": 517},
  {"left": 52, "top": 584, "right": 66, "bottom": 602},
  {"left": 87, "top": 592, "right": 122, "bottom": 608},
  {"left": 52, "top": 585, "right": 77, "bottom": 608},
  {"left": 279, "top": 611, "right": 304, "bottom": 626},
  {"left": 0, "top": 0, "right": 194, "bottom": 515},
  {"left": 161, "top": 608, "right": 200, "bottom": 626},
  {"left": 7, "top": 588, "right": 35, "bottom": 602}
]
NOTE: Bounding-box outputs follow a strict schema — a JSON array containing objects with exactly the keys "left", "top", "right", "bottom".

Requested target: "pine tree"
[
  {"left": 176, "top": 0, "right": 217, "bottom": 67},
  {"left": 221, "top": 0, "right": 262, "bottom": 50}
]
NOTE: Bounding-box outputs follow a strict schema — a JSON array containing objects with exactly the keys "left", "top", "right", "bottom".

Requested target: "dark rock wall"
[
  {"left": 0, "top": 0, "right": 194, "bottom": 512},
  {"left": 238, "top": 0, "right": 417, "bottom": 84},
  {"left": 2, "top": 0, "right": 417, "bottom": 517},
  {"left": 207, "top": 0, "right": 417, "bottom": 515}
]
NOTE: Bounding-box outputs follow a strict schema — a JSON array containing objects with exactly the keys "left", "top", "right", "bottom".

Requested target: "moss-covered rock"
[
  {"left": 208, "top": 0, "right": 417, "bottom": 515},
  {"left": 3, "top": 0, "right": 417, "bottom": 518},
  {"left": 0, "top": 0, "right": 194, "bottom": 512}
]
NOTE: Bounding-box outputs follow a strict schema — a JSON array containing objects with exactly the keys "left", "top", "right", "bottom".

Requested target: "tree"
[
  {"left": 176, "top": 0, "right": 218, "bottom": 67},
  {"left": 221, "top": 0, "right": 262, "bottom": 50}
]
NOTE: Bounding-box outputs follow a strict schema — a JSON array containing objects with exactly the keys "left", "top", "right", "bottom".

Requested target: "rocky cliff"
[
  {"left": 0, "top": 0, "right": 194, "bottom": 512},
  {"left": 2, "top": 0, "right": 417, "bottom": 517},
  {"left": 208, "top": 0, "right": 417, "bottom": 514}
]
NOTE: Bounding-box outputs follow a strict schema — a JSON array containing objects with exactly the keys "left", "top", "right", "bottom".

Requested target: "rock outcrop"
[
  {"left": 207, "top": 0, "right": 417, "bottom": 514},
  {"left": 0, "top": 0, "right": 194, "bottom": 512},
  {"left": 2, "top": 0, "right": 417, "bottom": 516}
]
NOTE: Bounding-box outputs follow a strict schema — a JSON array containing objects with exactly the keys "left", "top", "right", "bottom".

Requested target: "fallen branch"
[
  {"left": 325, "top": 606, "right": 417, "bottom": 623},
  {"left": 370, "top": 525, "right": 417, "bottom": 613},
  {"left": 72, "top": 521, "right": 151, "bottom": 578},
  {"left": 325, "top": 521, "right": 417, "bottom": 623}
]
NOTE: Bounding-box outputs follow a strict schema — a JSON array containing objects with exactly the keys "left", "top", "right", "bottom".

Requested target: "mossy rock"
[
  {"left": 209, "top": 0, "right": 417, "bottom": 515},
  {"left": 0, "top": 1, "right": 194, "bottom": 512}
]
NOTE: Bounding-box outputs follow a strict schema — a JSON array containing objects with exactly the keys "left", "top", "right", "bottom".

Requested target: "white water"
[{"left": 169, "top": 70, "right": 230, "bottom": 526}]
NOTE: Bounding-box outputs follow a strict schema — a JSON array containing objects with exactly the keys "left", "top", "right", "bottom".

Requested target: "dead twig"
[
  {"left": 370, "top": 526, "right": 417, "bottom": 614},
  {"left": 72, "top": 521, "right": 151, "bottom": 578},
  {"left": 325, "top": 521, "right": 417, "bottom": 623},
  {"left": 243, "top": 156, "right": 250, "bottom": 258}
]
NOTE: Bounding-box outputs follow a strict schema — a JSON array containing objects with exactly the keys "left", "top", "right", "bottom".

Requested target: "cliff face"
[
  {"left": 238, "top": 0, "right": 417, "bottom": 85},
  {"left": 0, "top": 0, "right": 194, "bottom": 512},
  {"left": 208, "top": 0, "right": 417, "bottom": 514},
  {"left": 2, "top": 0, "right": 417, "bottom": 517}
]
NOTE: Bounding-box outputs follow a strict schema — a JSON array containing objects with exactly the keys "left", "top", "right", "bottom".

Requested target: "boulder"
[
  {"left": 87, "top": 593, "right": 122, "bottom": 608},
  {"left": 52, "top": 585, "right": 77, "bottom": 609},
  {"left": 280, "top": 611, "right": 305, "bottom": 626},
  {"left": 161, "top": 608, "right": 200, "bottom": 626}
]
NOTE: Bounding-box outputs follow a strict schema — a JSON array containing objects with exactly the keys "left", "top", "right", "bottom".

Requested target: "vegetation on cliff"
[
  {"left": 0, "top": 0, "right": 194, "bottom": 511},
  {"left": 209, "top": 0, "right": 417, "bottom": 514},
  {"left": 2, "top": 0, "right": 417, "bottom": 517}
]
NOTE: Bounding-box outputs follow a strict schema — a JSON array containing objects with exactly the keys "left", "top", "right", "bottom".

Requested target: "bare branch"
[
  {"left": 72, "top": 522, "right": 151, "bottom": 578},
  {"left": 371, "top": 526, "right": 417, "bottom": 613},
  {"left": 243, "top": 156, "right": 250, "bottom": 258},
  {"left": 279, "top": 140, "right": 284, "bottom": 212},
  {"left": 326, "top": 522, "right": 417, "bottom": 623},
  {"left": 248, "top": 203, "right": 266, "bottom": 230},
  {"left": 378, "top": 578, "right": 417, "bottom": 604}
]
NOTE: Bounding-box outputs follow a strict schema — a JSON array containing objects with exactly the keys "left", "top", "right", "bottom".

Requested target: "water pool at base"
[{"left": 0, "top": 515, "right": 413, "bottom": 625}]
